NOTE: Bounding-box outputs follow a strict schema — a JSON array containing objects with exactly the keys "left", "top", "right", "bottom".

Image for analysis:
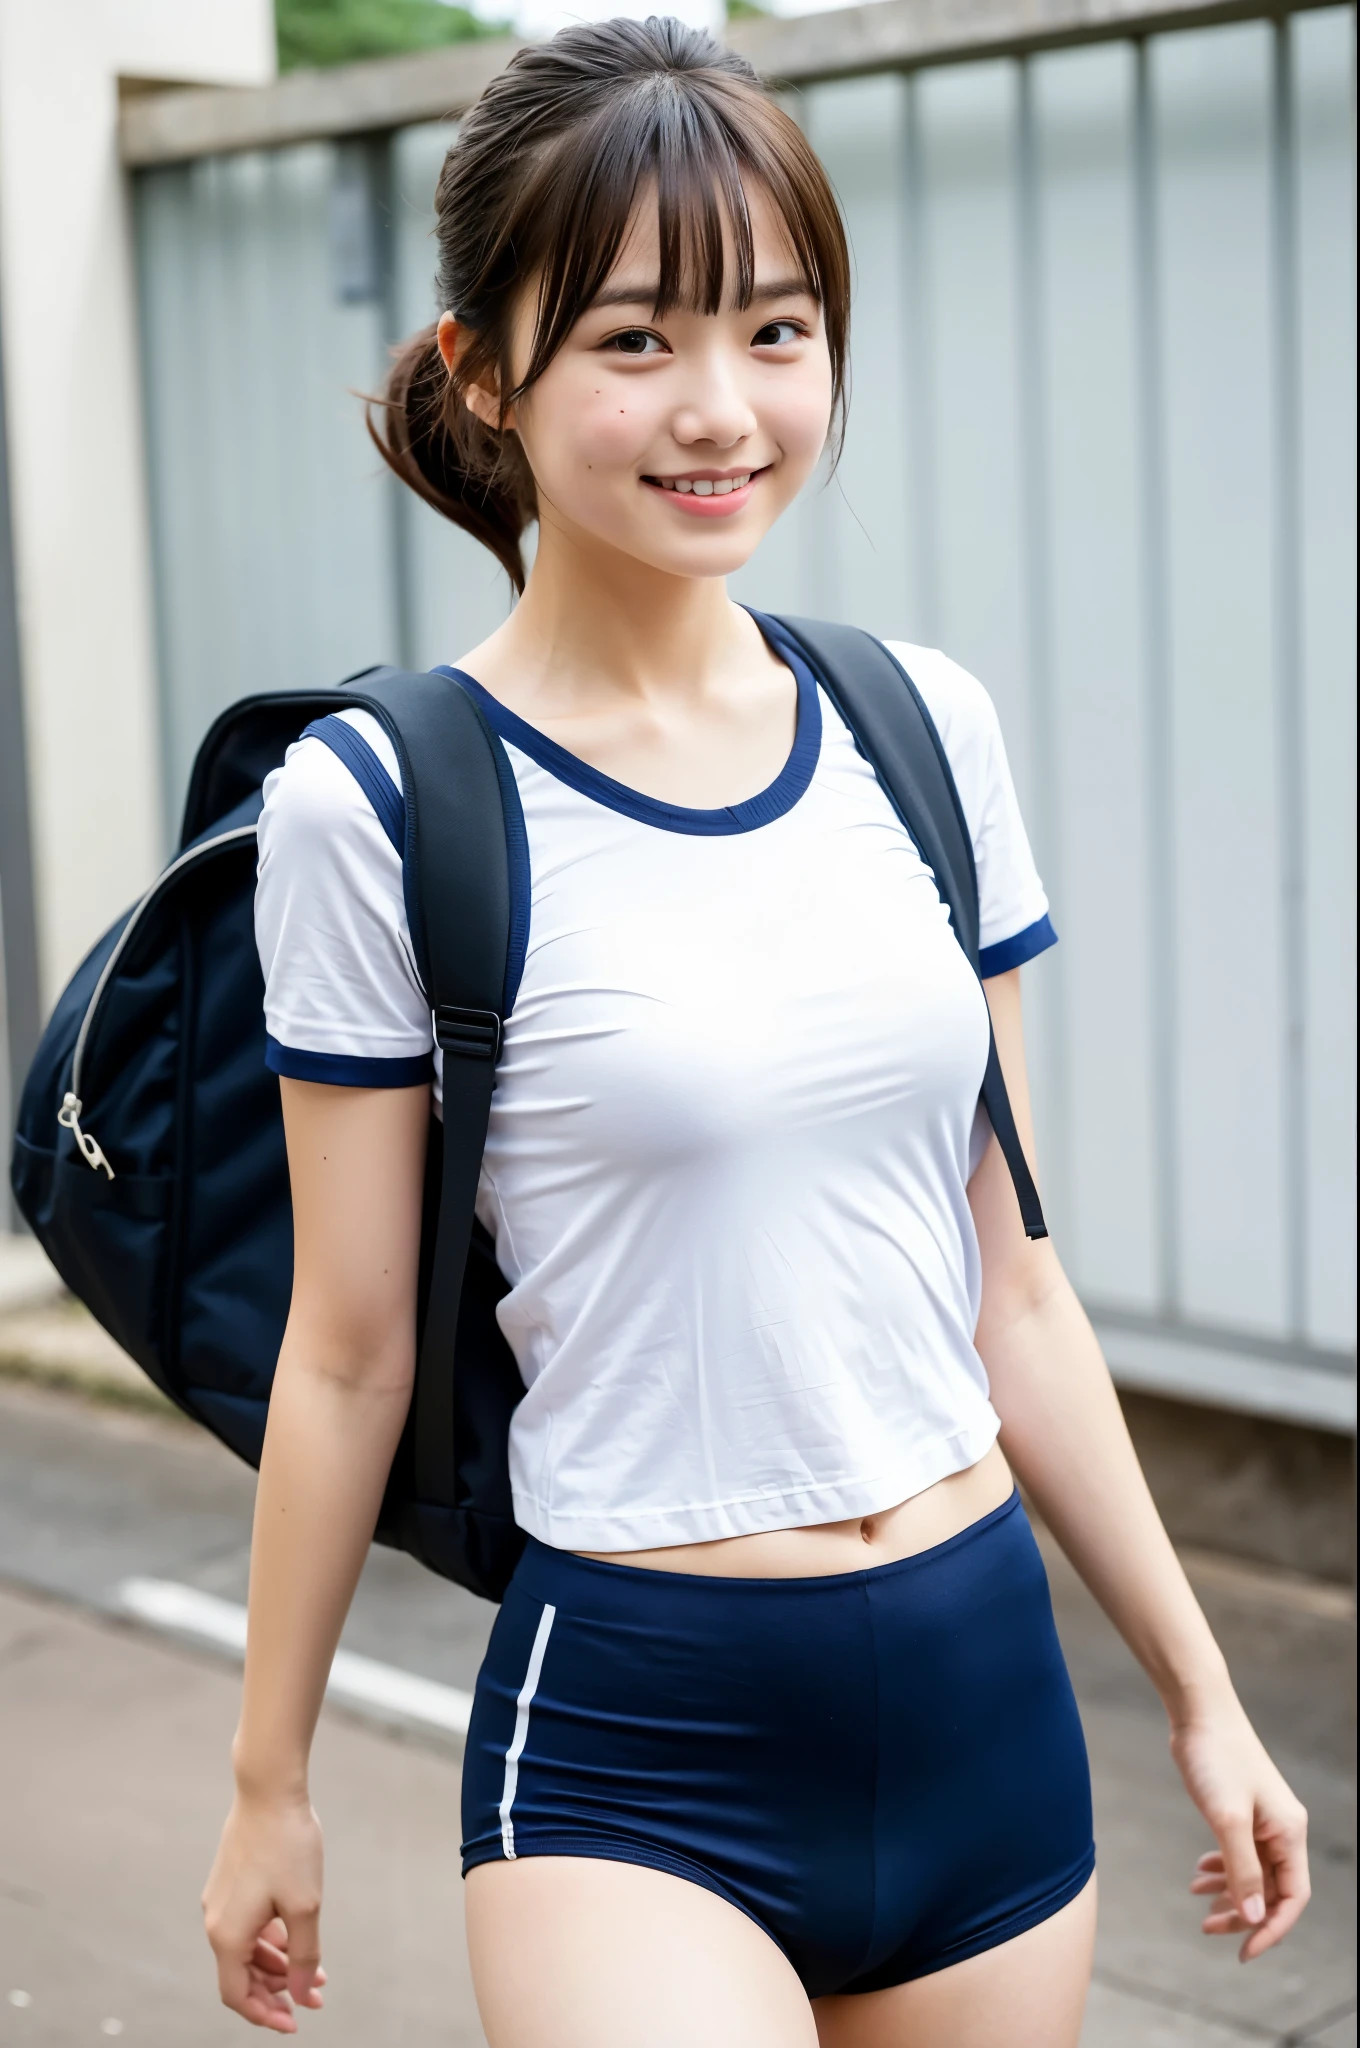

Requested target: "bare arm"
[
  {"left": 203, "top": 1078, "right": 429, "bottom": 2032},
  {"left": 972, "top": 969, "right": 1309, "bottom": 1960}
]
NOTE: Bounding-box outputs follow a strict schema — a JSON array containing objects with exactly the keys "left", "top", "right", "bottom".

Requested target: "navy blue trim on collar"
[
  {"left": 432, "top": 621, "right": 822, "bottom": 838},
  {"left": 978, "top": 913, "right": 1059, "bottom": 979}
]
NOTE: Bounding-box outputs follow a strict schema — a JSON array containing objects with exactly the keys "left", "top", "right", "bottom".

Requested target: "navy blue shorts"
[{"left": 461, "top": 1491, "right": 1094, "bottom": 1998}]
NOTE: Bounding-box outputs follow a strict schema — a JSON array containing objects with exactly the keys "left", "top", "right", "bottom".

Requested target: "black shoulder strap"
[
  {"left": 764, "top": 615, "right": 1048, "bottom": 1241},
  {"left": 341, "top": 665, "right": 512, "bottom": 1505}
]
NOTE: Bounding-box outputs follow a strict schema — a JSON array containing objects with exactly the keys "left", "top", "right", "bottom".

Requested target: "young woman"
[{"left": 203, "top": 19, "right": 1310, "bottom": 2044}]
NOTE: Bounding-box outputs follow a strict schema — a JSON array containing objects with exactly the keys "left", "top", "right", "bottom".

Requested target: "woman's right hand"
[{"left": 203, "top": 1790, "right": 327, "bottom": 2032}]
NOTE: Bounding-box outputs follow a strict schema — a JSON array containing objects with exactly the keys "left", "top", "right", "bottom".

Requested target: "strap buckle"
[{"left": 434, "top": 1005, "right": 502, "bottom": 1062}]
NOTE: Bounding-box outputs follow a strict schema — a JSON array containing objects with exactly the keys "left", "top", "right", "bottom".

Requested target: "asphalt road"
[
  {"left": 0, "top": 1376, "right": 494, "bottom": 1704},
  {"left": 0, "top": 1376, "right": 1354, "bottom": 2047}
]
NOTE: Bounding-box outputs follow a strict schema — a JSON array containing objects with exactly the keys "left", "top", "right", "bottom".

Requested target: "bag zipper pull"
[{"left": 58, "top": 1092, "right": 116, "bottom": 1181}]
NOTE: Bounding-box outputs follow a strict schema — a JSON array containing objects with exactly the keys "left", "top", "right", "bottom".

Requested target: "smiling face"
[{"left": 454, "top": 183, "right": 835, "bottom": 584}]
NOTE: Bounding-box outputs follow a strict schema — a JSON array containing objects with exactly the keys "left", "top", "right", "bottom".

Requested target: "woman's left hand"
[{"left": 1171, "top": 1694, "right": 1311, "bottom": 1960}]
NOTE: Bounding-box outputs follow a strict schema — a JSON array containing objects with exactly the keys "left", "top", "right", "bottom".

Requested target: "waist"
[{"left": 573, "top": 1439, "right": 1014, "bottom": 1579}]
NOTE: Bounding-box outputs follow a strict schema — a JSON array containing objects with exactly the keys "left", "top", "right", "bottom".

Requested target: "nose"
[{"left": 670, "top": 344, "right": 758, "bottom": 452}]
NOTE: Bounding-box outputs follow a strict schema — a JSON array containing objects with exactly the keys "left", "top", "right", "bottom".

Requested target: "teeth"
[{"left": 656, "top": 473, "right": 752, "bottom": 494}]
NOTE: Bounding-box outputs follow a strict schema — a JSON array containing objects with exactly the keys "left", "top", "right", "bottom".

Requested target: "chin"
[{"left": 624, "top": 523, "right": 773, "bottom": 581}]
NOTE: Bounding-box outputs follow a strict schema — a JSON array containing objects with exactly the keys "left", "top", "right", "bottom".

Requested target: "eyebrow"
[{"left": 588, "top": 276, "right": 815, "bottom": 312}]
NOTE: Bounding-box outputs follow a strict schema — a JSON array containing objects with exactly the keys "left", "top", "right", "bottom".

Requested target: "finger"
[
  {"left": 284, "top": 1901, "right": 323, "bottom": 2005},
  {"left": 1240, "top": 1855, "right": 1310, "bottom": 1959},
  {"left": 244, "top": 1962, "right": 301, "bottom": 2027},
  {"left": 1238, "top": 1807, "right": 1311, "bottom": 1962},
  {"left": 287, "top": 1958, "right": 324, "bottom": 2003},
  {"left": 251, "top": 1921, "right": 292, "bottom": 1984},
  {"left": 209, "top": 1912, "right": 288, "bottom": 1988},
  {"left": 1241, "top": 1901, "right": 1306, "bottom": 1961},
  {"left": 264, "top": 1952, "right": 322, "bottom": 2008},
  {"left": 214, "top": 1954, "right": 256, "bottom": 2020},
  {"left": 1195, "top": 1851, "right": 1226, "bottom": 1874},
  {"left": 219, "top": 1962, "right": 294, "bottom": 2031},
  {"left": 248, "top": 1999, "right": 299, "bottom": 2035},
  {"left": 1213, "top": 1811, "right": 1267, "bottom": 1932},
  {"left": 244, "top": 1990, "right": 295, "bottom": 2026},
  {"left": 268, "top": 1962, "right": 323, "bottom": 2012}
]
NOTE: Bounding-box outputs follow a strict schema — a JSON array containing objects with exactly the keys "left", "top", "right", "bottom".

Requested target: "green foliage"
[
  {"left": 725, "top": 0, "right": 770, "bottom": 17},
  {"left": 276, "top": 0, "right": 505, "bottom": 71}
]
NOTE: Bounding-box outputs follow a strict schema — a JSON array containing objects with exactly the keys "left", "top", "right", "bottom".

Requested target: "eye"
[
  {"left": 605, "top": 328, "right": 667, "bottom": 356},
  {"left": 752, "top": 319, "right": 804, "bottom": 348}
]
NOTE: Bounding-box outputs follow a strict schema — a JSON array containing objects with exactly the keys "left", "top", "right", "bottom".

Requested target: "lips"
[{"left": 641, "top": 466, "right": 765, "bottom": 517}]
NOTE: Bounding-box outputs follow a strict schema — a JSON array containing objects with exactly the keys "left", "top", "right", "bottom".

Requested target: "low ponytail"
[
  {"left": 368, "top": 324, "right": 537, "bottom": 594},
  {"left": 369, "top": 17, "right": 851, "bottom": 592}
]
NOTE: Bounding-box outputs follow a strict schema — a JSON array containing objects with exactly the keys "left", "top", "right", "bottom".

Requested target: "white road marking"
[{"left": 116, "top": 1577, "right": 474, "bottom": 1738}]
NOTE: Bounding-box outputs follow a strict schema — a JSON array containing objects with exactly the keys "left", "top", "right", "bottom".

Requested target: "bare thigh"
[
  {"left": 465, "top": 1857, "right": 819, "bottom": 2048},
  {"left": 812, "top": 1876, "right": 1097, "bottom": 2048}
]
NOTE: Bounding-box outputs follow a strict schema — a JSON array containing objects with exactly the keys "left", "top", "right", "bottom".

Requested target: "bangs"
[{"left": 505, "top": 72, "right": 849, "bottom": 409}]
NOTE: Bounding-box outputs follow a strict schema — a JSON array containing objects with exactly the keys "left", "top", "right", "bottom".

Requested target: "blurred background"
[{"left": 0, "top": 1, "right": 1354, "bottom": 2044}]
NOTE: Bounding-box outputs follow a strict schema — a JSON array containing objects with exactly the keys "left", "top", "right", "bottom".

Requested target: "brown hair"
[{"left": 369, "top": 15, "right": 851, "bottom": 591}]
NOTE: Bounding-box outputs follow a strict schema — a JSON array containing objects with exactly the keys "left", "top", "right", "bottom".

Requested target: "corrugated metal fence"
[{"left": 134, "top": 7, "right": 1357, "bottom": 1428}]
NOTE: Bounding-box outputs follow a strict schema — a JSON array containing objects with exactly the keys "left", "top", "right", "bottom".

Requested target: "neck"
[{"left": 500, "top": 513, "right": 750, "bottom": 709}]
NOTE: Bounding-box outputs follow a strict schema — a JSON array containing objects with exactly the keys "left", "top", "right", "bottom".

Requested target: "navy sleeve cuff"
[
  {"left": 978, "top": 913, "right": 1058, "bottom": 979},
  {"left": 266, "top": 1036, "right": 433, "bottom": 1087}
]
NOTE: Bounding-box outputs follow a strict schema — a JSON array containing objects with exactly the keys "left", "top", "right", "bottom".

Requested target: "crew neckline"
[{"left": 432, "top": 611, "right": 822, "bottom": 837}]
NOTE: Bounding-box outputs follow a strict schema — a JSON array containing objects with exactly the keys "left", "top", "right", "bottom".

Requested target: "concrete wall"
[{"left": 0, "top": 1, "right": 275, "bottom": 1176}]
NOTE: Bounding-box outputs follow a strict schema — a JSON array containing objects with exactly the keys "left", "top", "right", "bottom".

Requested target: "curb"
[{"left": 0, "top": 1292, "right": 181, "bottom": 1420}]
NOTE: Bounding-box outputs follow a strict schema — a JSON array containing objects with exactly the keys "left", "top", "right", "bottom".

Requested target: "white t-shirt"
[{"left": 255, "top": 625, "right": 1055, "bottom": 1552}]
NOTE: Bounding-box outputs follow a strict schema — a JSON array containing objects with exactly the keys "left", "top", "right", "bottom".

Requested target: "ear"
[{"left": 437, "top": 311, "right": 513, "bottom": 434}]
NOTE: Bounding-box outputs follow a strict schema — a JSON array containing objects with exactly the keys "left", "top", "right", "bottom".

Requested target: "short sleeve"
[
  {"left": 882, "top": 641, "right": 1057, "bottom": 977},
  {"left": 254, "top": 709, "right": 434, "bottom": 1085}
]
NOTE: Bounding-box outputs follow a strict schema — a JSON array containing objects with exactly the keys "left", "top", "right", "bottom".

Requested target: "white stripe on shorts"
[{"left": 499, "top": 1602, "right": 557, "bottom": 1859}]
